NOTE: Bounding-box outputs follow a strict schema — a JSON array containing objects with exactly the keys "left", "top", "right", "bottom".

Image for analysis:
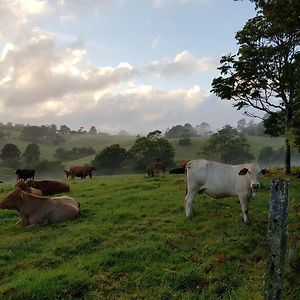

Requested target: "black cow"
[
  {"left": 15, "top": 169, "right": 35, "bottom": 181},
  {"left": 169, "top": 167, "right": 185, "bottom": 174}
]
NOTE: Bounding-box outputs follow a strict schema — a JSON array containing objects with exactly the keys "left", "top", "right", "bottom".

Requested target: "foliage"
[
  {"left": 55, "top": 147, "right": 96, "bottom": 161},
  {"left": 22, "top": 143, "right": 41, "bottom": 165},
  {"left": 89, "top": 126, "right": 97, "bottom": 135},
  {"left": 211, "top": 0, "right": 300, "bottom": 173},
  {"left": 0, "top": 175, "right": 299, "bottom": 298},
  {"left": 165, "top": 123, "right": 198, "bottom": 138},
  {"left": 202, "top": 126, "right": 254, "bottom": 164},
  {"left": 59, "top": 125, "right": 71, "bottom": 134},
  {"left": 237, "top": 119, "right": 266, "bottom": 136},
  {"left": 129, "top": 130, "right": 175, "bottom": 171},
  {"left": 34, "top": 160, "right": 65, "bottom": 178},
  {"left": 0, "top": 143, "right": 21, "bottom": 168},
  {"left": 195, "top": 122, "right": 212, "bottom": 136},
  {"left": 92, "top": 144, "right": 128, "bottom": 174},
  {"left": 19, "top": 125, "right": 65, "bottom": 145}
]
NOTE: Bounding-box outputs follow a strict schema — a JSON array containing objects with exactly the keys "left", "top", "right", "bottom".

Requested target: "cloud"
[
  {"left": 0, "top": 0, "right": 243, "bottom": 134},
  {"left": 0, "top": 27, "right": 135, "bottom": 108},
  {"left": 0, "top": 84, "right": 208, "bottom": 133},
  {"left": 146, "top": 50, "right": 216, "bottom": 77}
]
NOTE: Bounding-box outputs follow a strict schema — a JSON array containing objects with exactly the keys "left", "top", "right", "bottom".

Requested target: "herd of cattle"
[{"left": 0, "top": 159, "right": 273, "bottom": 227}]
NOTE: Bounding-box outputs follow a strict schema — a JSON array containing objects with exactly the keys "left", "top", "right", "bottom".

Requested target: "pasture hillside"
[
  {"left": 0, "top": 130, "right": 287, "bottom": 167},
  {"left": 0, "top": 174, "right": 299, "bottom": 299}
]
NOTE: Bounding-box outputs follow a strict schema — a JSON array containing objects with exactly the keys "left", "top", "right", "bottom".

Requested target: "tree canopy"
[
  {"left": 23, "top": 143, "right": 41, "bottom": 164},
  {"left": 0, "top": 143, "right": 21, "bottom": 168},
  {"left": 211, "top": 0, "right": 300, "bottom": 173},
  {"left": 129, "top": 130, "right": 175, "bottom": 171},
  {"left": 202, "top": 126, "right": 254, "bottom": 164},
  {"left": 93, "top": 144, "right": 128, "bottom": 173}
]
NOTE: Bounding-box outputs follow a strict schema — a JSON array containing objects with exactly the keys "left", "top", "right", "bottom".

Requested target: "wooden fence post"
[{"left": 264, "top": 179, "right": 289, "bottom": 300}]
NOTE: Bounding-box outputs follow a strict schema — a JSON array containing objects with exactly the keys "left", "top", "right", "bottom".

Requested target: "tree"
[
  {"left": 93, "top": 144, "right": 127, "bottom": 173},
  {"left": 202, "top": 126, "right": 254, "bottom": 164},
  {"left": 23, "top": 143, "right": 41, "bottom": 164},
  {"left": 60, "top": 125, "right": 71, "bottom": 134},
  {"left": 0, "top": 143, "right": 21, "bottom": 168},
  {"left": 196, "top": 122, "right": 212, "bottom": 136},
  {"left": 211, "top": 0, "right": 300, "bottom": 174},
  {"left": 129, "top": 130, "right": 175, "bottom": 171},
  {"left": 89, "top": 126, "right": 97, "bottom": 135}
]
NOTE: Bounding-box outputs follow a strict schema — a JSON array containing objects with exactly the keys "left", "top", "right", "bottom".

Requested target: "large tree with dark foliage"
[
  {"left": 23, "top": 143, "right": 41, "bottom": 164},
  {"left": 93, "top": 144, "right": 127, "bottom": 173},
  {"left": 0, "top": 143, "right": 21, "bottom": 168},
  {"left": 202, "top": 126, "right": 254, "bottom": 164},
  {"left": 129, "top": 130, "right": 175, "bottom": 171},
  {"left": 211, "top": 0, "right": 300, "bottom": 173}
]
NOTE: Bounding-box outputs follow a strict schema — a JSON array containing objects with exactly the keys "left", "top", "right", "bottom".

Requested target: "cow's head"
[
  {"left": 238, "top": 164, "right": 261, "bottom": 190},
  {"left": 0, "top": 188, "right": 23, "bottom": 210}
]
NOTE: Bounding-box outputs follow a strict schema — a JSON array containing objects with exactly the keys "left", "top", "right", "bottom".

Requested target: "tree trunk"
[{"left": 285, "top": 137, "right": 291, "bottom": 175}]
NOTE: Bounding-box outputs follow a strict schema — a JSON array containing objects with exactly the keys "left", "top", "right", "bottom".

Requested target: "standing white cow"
[{"left": 185, "top": 159, "right": 261, "bottom": 223}]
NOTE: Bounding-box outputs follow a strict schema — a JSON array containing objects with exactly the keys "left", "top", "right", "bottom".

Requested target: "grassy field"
[{"left": 0, "top": 174, "right": 299, "bottom": 299}]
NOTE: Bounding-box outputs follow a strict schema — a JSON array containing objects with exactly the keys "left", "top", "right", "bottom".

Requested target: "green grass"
[{"left": 0, "top": 174, "right": 299, "bottom": 299}]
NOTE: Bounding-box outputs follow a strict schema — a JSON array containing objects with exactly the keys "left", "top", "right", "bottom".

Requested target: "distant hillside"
[{"left": 0, "top": 128, "right": 288, "bottom": 168}]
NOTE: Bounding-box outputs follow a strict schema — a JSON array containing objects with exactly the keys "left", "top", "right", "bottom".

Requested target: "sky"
[{"left": 0, "top": 0, "right": 256, "bottom": 135}]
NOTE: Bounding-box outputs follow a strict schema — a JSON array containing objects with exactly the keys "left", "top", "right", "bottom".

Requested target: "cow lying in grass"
[
  {"left": 26, "top": 179, "right": 70, "bottom": 195},
  {"left": 0, "top": 187, "right": 80, "bottom": 227},
  {"left": 15, "top": 179, "right": 43, "bottom": 196}
]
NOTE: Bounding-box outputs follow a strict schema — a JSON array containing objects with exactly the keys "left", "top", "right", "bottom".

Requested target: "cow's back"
[{"left": 186, "top": 159, "right": 249, "bottom": 197}]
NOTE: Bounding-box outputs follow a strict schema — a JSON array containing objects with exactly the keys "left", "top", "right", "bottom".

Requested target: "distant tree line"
[
  {"left": 55, "top": 147, "right": 96, "bottom": 161},
  {"left": 0, "top": 142, "right": 64, "bottom": 179}
]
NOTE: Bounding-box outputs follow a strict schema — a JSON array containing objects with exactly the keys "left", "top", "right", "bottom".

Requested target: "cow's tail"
[{"left": 184, "top": 161, "right": 192, "bottom": 196}]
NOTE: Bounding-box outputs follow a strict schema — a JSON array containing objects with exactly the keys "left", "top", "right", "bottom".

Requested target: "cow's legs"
[
  {"left": 185, "top": 190, "right": 197, "bottom": 217},
  {"left": 238, "top": 195, "right": 250, "bottom": 224}
]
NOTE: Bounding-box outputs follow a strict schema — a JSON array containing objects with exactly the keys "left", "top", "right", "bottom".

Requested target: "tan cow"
[{"left": 0, "top": 187, "right": 80, "bottom": 227}]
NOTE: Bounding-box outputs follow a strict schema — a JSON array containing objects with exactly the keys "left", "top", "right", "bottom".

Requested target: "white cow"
[{"left": 185, "top": 159, "right": 261, "bottom": 223}]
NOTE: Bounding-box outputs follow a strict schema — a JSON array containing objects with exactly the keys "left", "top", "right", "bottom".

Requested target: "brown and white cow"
[
  {"left": 0, "top": 187, "right": 80, "bottom": 227},
  {"left": 185, "top": 159, "right": 261, "bottom": 224}
]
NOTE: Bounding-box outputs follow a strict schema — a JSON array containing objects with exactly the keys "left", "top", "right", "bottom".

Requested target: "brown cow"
[
  {"left": 26, "top": 180, "right": 70, "bottom": 195},
  {"left": 64, "top": 170, "right": 71, "bottom": 179},
  {"left": 68, "top": 165, "right": 96, "bottom": 179},
  {"left": 145, "top": 161, "right": 167, "bottom": 177},
  {"left": 15, "top": 179, "right": 43, "bottom": 196},
  {"left": 179, "top": 160, "right": 190, "bottom": 169},
  {"left": 0, "top": 187, "right": 80, "bottom": 227},
  {"left": 153, "top": 162, "right": 166, "bottom": 174}
]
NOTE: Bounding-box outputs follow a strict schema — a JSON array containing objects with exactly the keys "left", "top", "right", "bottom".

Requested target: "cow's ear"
[{"left": 238, "top": 168, "right": 249, "bottom": 176}]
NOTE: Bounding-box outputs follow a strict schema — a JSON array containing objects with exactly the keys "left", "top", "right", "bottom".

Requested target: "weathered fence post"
[{"left": 264, "top": 179, "right": 289, "bottom": 300}]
